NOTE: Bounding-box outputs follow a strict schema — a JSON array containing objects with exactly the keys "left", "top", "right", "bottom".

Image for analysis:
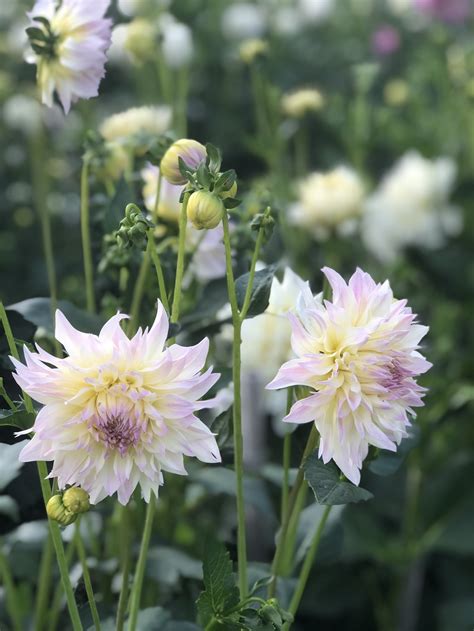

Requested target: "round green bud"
[
  {"left": 160, "top": 139, "right": 207, "bottom": 185},
  {"left": 46, "top": 495, "right": 77, "bottom": 526},
  {"left": 62, "top": 487, "right": 90, "bottom": 514},
  {"left": 187, "top": 191, "right": 224, "bottom": 230}
]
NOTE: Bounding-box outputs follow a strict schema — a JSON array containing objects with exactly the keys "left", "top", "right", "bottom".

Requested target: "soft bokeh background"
[{"left": 0, "top": 1, "right": 473, "bottom": 630}]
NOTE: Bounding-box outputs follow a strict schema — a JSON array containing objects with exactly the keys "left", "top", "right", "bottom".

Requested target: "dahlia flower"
[
  {"left": 99, "top": 106, "right": 172, "bottom": 154},
  {"left": 26, "top": 0, "right": 112, "bottom": 113},
  {"left": 362, "top": 151, "right": 461, "bottom": 263},
  {"left": 12, "top": 302, "right": 221, "bottom": 505},
  {"left": 267, "top": 267, "right": 431, "bottom": 485},
  {"left": 282, "top": 88, "right": 324, "bottom": 118},
  {"left": 289, "top": 166, "right": 365, "bottom": 240}
]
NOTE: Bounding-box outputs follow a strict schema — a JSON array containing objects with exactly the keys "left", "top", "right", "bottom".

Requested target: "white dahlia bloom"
[
  {"left": 362, "top": 151, "right": 461, "bottom": 263},
  {"left": 241, "top": 267, "right": 308, "bottom": 382},
  {"left": 99, "top": 106, "right": 172, "bottom": 152},
  {"left": 160, "top": 18, "right": 194, "bottom": 68},
  {"left": 12, "top": 303, "right": 221, "bottom": 505},
  {"left": 141, "top": 163, "right": 183, "bottom": 223},
  {"left": 267, "top": 267, "right": 431, "bottom": 485},
  {"left": 26, "top": 0, "right": 112, "bottom": 113},
  {"left": 289, "top": 166, "right": 365, "bottom": 240}
]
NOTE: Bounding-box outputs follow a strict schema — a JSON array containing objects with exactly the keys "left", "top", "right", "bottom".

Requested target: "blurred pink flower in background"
[
  {"left": 414, "top": 0, "right": 471, "bottom": 23},
  {"left": 372, "top": 25, "right": 400, "bottom": 56}
]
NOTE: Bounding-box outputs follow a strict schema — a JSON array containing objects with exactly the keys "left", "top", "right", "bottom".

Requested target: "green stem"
[
  {"left": 294, "top": 123, "right": 308, "bottom": 177},
  {"left": 0, "top": 303, "right": 82, "bottom": 630},
  {"left": 37, "top": 461, "right": 83, "bottom": 631},
  {"left": 75, "top": 520, "right": 101, "bottom": 631},
  {"left": 49, "top": 539, "right": 76, "bottom": 631},
  {"left": 240, "top": 213, "right": 266, "bottom": 320},
  {"left": 147, "top": 229, "right": 170, "bottom": 314},
  {"left": 222, "top": 211, "right": 248, "bottom": 598},
  {"left": 29, "top": 130, "right": 61, "bottom": 356},
  {"left": 281, "top": 433, "right": 291, "bottom": 524},
  {"left": 0, "top": 547, "right": 23, "bottom": 631},
  {"left": 116, "top": 506, "right": 131, "bottom": 631},
  {"left": 280, "top": 388, "right": 294, "bottom": 525},
  {"left": 80, "top": 159, "right": 96, "bottom": 313},
  {"left": 174, "top": 66, "right": 189, "bottom": 137},
  {"left": 155, "top": 50, "right": 172, "bottom": 105},
  {"left": 268, "top": 425, "right": 318, "bottom": 598},
  {"left": 170, "top": 191, "right": 190, "bottom": 324},
  {"left": 284, "top": 505, "right": 332, "bottom": 629},
  {"left": 152, "top": 169, "right": 163, "bottom": 219},
  {"left": 128, "top": 250, "right": 151, "bottom": 335},
  {"left": 35, "top": 532, "right": 54, "bottom": 631},
  {"left": 0, "top": 379, "right": 16, "bottom": 410},
  {"left": 127, "top": 495, "right": 156, "bottom": 631}
]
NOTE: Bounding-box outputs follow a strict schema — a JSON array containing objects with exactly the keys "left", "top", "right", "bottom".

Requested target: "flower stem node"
[
  {"left": 46, "top": 494, "right": 77, "bottom": 527},
  {"left": 160, "top": 138, "right": 207, "bottom": 185},
  {"left": 62, "top": 487, "right": 90, "bottom": 514},
  {"left": 187, "top": 191, "right": 224, "bottom": 230}
]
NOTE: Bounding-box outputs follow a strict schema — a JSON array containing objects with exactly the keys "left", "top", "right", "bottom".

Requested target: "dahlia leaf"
[
  {"left": 197, "top": 539, "right": 239, "bottom": 624},
  {"left": 235, "top": 264, "right": 277, "bottom": 318},
  {"left": 303, "top": 454, "right": 373, "bottom": 505},
  {"left": 0, "top": 406, "right": 35, "bottom": 431}
]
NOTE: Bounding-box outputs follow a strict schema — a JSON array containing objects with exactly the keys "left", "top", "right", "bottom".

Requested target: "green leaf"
[
  {"left": 0, "top": 406, "right": 35, "bottom": 431},
  {"left": 214, "top": 170, "right": 236, "bottom": 194},
  {"left": 0, "top": 441, "right": 29, "bottom": 491},
  {"left": 197, "top": 540, "right": 240, "bottom": 625},
  {"left": 210, "top": 407, "right": 233, "bottom": 451},
  {"left": 303, "top": 453, "right": 373, "bottom": 505},
  {"left": 8, "top": 298, "right": 105, "bottom": 336},
  {"left": 223, "top": 197, "right": 241, "bottom": 209},
  {"left": 196, "top": 161, "right": 211, "bottom": 188},
  {"left": 235, "top": 265, "right": 277, "bottom": 318},
  {"left": 205, "top": 143, "right": 222, "bottom": 172}
]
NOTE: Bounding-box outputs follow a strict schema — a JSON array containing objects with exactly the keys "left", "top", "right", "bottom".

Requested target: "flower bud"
[
  {"left": 239, "top": 38, "right": 268, "bottom": 64},
  {"left": 187, "top": 191, "right": 224, "bottom": 230},
  {"left": 160, "top": 139, "right": 207, "bottom": 185},
  {"left": 220, "top": 180, "right": 238, "bottom": 200},
  {"left": 281, "top": 88, "right": 324, "bottom": 118},
  {"left": 62, "top": 487, "right": 90, "bottom": 514},
  {"left": 124, "top": 19, "right": 157, "bottom": 65},
  {"left": 46, "top": 495, "right": 77, "bottom": 526}
]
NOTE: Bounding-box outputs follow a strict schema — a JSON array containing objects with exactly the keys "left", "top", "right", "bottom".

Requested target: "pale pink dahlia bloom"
[
  {"left": 26, "top": 0, "right": 112, "bottom": 113},
  {"left": 12, "top": 302, "right": 221, "bottom": 504},
  {"left": 267, "top": 267, "right": 431, "bottom": 485}
]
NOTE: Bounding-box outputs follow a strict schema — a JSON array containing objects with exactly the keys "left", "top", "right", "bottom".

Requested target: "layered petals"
[
  {"left": 13, "top": 301, "right": 221, "bottom": 505},
  {"left": 267, "top": 267, "right": 431, "bottom": 485}
]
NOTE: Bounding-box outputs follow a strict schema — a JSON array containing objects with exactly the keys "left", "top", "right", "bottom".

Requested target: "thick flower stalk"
[
  {"left": 26, "top": 0, "right": 112, "bottom": 113},
  {"left": 267, "top": 267, "right": 431, "bottom": 485},
  {"left": 12, "top": 302, "right": 221, "bottom": 504}
]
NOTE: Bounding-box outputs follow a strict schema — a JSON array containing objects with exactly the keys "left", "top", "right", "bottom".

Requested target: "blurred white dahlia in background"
[
  {"left": 362, "top": 151, "right": 461, "bottom": 263},
  {"left": 26, "top": 0, "right": 112, "bottom": 113}
]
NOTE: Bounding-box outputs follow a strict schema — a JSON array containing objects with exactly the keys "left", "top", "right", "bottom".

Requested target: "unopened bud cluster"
[
  {"left": 46, "top": 487, "right": 90, "bottom": 526},
  {"left": 116, "top": 204, "right": 152, "bottom": 248},
  {"left": 160, "top": 139, "right": 241, "bottom": 230}
]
